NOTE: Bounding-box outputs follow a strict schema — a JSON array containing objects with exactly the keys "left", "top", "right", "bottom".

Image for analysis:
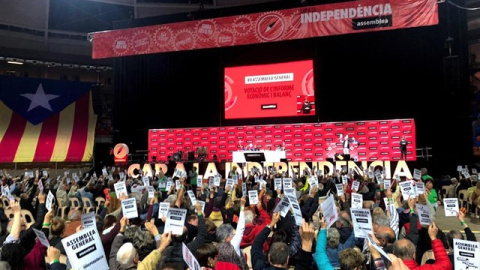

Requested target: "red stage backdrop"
[
  {"left": 92, "top": 0, "right": 438, "bottom": 59},
  {"left": 148, "top": 119, "right": 416, "bottom": 162}
]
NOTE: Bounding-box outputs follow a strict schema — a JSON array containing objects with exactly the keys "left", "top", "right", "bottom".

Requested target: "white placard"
[
  {"left": 321, "top": 194, "right": 338, "bottom": 229},
  {"left": 287, "top": 195, "right": 303, "bottom": 226},
  {"left": 158, "top": 202, "right": 170, "bottom": 219},
  {"left": 38, "top": 179, "right": 44, "bottom": 192},
  {"left": 350, "top": 208, "right": 373, "bottom": 238},
  {"left": 114, "top": 181, "right": 127, "bottom": 198},
  {"left": 142, "top": 176, "right": 150, "bottom": 186},
  {"left": 33, "top": 228, "right": 50, "bottom": 247},
  {"left": 342, "top": 175, "right": 348, "bottom": 185},
  {"left": 415, "top": 182, "right": 425, "bottom": 195},
  {"left": 444, "top": 198, "right": 460, "bottom": 216},
  {"left": 164, "top": 208, "right": 188, "bottom": 235},
  {"left": 335, "top": 184, "right": 344, "bottom": 196},
  {"left": 208, "top": 177, "right": 214, "bottom": 188},
  {"left": 454, "top": 239, "right": 480, "bottom": 270},
  {"left": 121, "top": 198, "right": 138, "bottom": 219},
  {"left": 42, "top": 170, "right": 48, "bottom": 177},
  {"left": 384, "top": 180, "right": 391, "bottom": 190},
  {"left": 399, "top": 181, "right": 416, "bottom": 201},
  {"left": 226, "top": 178, "right": 234, "bottom": 189},
  {"left": 182, "top": 242, "right": 201, "bottom": 270},
  {"left": 214, "top": 176, "right": 221, "bottom": 187},
  {"left": 61, "top": 227, "right": 109, "bottom": 270},
  {"left": 473, "top": 168, "right": 478, "bottom": 174},
  {"left": 413, "top": 169, "right": 421, "bottom": 180},
  {"left": 351, "top": 193, "right": 363, "bottom": 209},
  {"left": 457, "top": 165, "right": 463, "bottom": 172},
  {"left": 375, "top": 173, "right": 384, "bottom": 184},
  {"left": 368, "top": 171, "right": 374, "bottom": 179},
  {"left": 274, "top": 178, "right": 282, "bottom": 191},
  {"left": 282, "top": 178, "right": 293, "bottom": 189},
  {"left": 273, "top": 196, "right": 290, "bottom": 217},
  {"left": 81, "top": 211, "right": 96, "bottom": 228},
  {"left": 147, "top": 186, "right": 155, "bottom": 199},
  {"left": 242, "top": 183, "right": 247, "bottom": 196},
  {"left": 308, "top": 176, "right": 318, "bottom": 189},
  {"left": 175, "top": 180, "right": 181, "bottom": 191},
  {"left": 166, "top": 181, "right": 173, "bottom": 191},
  {"left": 46, "top": 190, "right": 55, "bottom": 211},
  {"left": 416, "top": 203, "right": 431, "bottom": 226},
  {"left": 352, "top": 180, "right": 360, "bottom": 191},
  {"left": 248, "top": 190, "right": 259, "bottom": 205},
  {"left": 102, "top": 168, "right": 108, "bottom": 176},
  {"left": 187, "top": 190, "right": 197, "bottom": 205}
]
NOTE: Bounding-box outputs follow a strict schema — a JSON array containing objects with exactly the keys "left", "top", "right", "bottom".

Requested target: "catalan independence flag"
[{"left": 0, "top": 76, "right": 96, "bottom": 163}]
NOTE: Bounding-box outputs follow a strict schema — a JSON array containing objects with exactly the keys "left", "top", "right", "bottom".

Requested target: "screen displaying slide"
[{"left": 224, "top": 60, "right": 315, "bottom": 119}]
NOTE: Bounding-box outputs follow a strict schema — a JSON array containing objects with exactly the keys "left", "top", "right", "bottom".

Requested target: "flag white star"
[{"left": 21, "top": 83, "right": 59, "bottom": 112}]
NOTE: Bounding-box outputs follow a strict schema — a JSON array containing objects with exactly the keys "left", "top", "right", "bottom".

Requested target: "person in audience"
[
  {"left": 470, "top": 181, "right": 480, "bottom": 217},
  {"left": 110, "top": 217, "right": 172, "bottom": 270},
  {"left": 62, "top": 209, "right": 82, "bottom": 237},
  {"left": 445, "top": 208, "right": 477, "bottom": 268},
  {"left": 393, "top": 222, "right": 452, "bottom": 270},
  {"left": 241, "top": 189, "right": 271, "bottom": 248},
  {"left": 195, "top": 243, "right": 241, "bottom": 270},
  {"left": 216, "top": 197, "right": 247, "bottom": 270},
  {"left": 325, "top": 226, "right": 357, "bottom": 268}
]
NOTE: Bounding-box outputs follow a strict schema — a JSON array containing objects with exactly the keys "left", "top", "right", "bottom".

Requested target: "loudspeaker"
[{"left": 444, "top": 55, "right": 460, "bottom": 94}]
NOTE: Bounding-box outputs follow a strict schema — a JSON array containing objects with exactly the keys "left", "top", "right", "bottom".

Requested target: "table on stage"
[{"left": 232, "top": 150, "right": 286, "bottom": 163}]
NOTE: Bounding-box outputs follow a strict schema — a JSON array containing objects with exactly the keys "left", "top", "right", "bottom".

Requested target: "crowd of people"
[{"left": 0, "top": 164, "right": 476, "bottom": 270}]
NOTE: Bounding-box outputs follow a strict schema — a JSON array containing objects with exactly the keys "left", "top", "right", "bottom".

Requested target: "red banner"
[
  {"left": 92, "top": 0, "right": 438, "bottom": 59},
  {"left": 148, "top": 119, "right": 416, "bottom": 163}
]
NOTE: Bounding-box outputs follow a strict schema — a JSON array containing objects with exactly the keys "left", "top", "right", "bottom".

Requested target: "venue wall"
[{"left": 112, "top": 1, "right": 472, "bottom": 175}]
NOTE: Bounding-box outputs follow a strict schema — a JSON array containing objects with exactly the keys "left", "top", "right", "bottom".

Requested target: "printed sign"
[
  {"left": 158, "top": 202, "right": 170, "bottom": 219},
  {"left": 416, "top": 204, "right": 431, "bottom": 226},
  {"left": 61, "top": 228, "right": 109, "bottom": 270},
  {"left": 114, "top": 181, "right": 127, "bottom": 198},
  {"left": 443, "top": 198, "right": 459, "bottom": 217},
  {"left": 121, "top": 198, "right": 138, "bottom": 219},
  {"left": 248, "top": 190, "right": 259, "bottom": 205},
  {"left": 46, "top": 190, "right": 55, "bottom": 211},
  {"left": 351, "top": 193, "right": 363, "bottom": 209},
  {"left": 321, "top": 194, "right": 338, "bottom": 229},
  {"left": 350, "top": 208, "right": 373, "bottom": 238},
  {"left": 454, "top": 239, "right": 480, "bottom": 270},
  {"left": 81, "top": 211, "right": 96, "bottom": 228},
  {"left": 164, "top": 208, "right": 188, "bottom": 235}
]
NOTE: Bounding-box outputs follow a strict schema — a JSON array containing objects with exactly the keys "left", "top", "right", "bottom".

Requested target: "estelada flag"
[{"left": 0, "top": 76, "right": 97, "bottom": 163}]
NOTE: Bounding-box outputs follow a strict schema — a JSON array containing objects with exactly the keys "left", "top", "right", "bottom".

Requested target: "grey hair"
[
  {"left": 216, "top": 223, "right": 234, "bottom": 243},
  {"left": 327, "top": 227, "right": 340, "bottom": 248},
  {"left": 117, "top": 242, "right": 137, "bottom": 268},
  {"left": 67, "top": 209, "right": 82, "bottom": 221},
  {"left": 244, "top": 210, "right": 254, "bottom": 224},
  {"left": 373, "top": 214, "right": 390, "bottom": 227}
]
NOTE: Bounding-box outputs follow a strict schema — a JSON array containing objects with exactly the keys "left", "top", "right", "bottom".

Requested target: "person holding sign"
[
  {"left": 161, "top": 202, "right": 207, "bottom": 269},
  {"left": 240, "top": 189, "right": 271, "bottom": 249},
  {"left": 444, "top": 208, "right": 477, "bottom": 266},
  {"left": 216, "top": 197, "right": 248, "bottom": 270},
  {"left": 392, "top": 222, "right": 452, "bottom": 270},
  {"left": 110, "top": 216, "right": 172, "bottom": 270}
]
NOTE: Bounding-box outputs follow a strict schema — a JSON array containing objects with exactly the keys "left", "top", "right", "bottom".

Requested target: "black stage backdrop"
[{"left": 112, "top": 1, "right": 472, "bottom": 176}]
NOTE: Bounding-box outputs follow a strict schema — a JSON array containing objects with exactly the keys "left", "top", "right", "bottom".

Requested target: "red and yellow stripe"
[{"left": 0, "top": 92, "right": 96, "bottom": 163}]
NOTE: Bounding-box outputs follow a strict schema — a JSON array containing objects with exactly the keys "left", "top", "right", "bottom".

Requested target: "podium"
[{"left": 232, "top": 151, "right": 286, "bottom": 163}]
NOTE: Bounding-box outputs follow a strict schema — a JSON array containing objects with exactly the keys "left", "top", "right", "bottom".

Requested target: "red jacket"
[
  {"left": 402, "top": 239, "right": 452, "bottom": 270},
  {"left": 240, "top": 208, "right": 271, "bottom": 248}
]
